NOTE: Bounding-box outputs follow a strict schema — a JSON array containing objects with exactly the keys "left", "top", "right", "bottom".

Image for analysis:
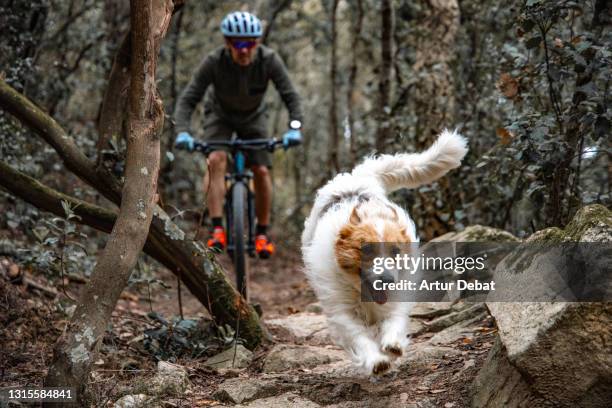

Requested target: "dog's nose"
[{"left": 379, "top": 270, "right": 396, "bottom": 285}]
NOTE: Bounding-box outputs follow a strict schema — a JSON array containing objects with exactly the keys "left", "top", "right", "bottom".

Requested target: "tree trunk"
[
  {"left": 327, "top": 0, "right": 340, "bottom": 174},
  {"left": 413, "top": 0, "right": 459, "bottom": 149},
  {"left": 0, "top": 80, "right": 264, "bottom": 351},
  {"left": 42, "top": 1, "right": 173, "bottom": 403},
  {"left": 260, "top": 0, "right": 293, "bottom": 45},
  {"left": 375, "top": 0, "right": 394, "bottom": 154},
  {"left": 347, "top": 0, "right": 364, "bottom": 166},
  {"left": 96, "top": 34, "right": 131, "bottom": 163},
  {"left": 411, "top": 0, "right": 461, "bottom": 240}
]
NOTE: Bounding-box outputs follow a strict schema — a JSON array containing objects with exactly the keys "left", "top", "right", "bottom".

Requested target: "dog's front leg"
[
  {"left": 379, "top": 306, "right": 411, "bottom": 359},
  {"left": 329, "top": 312, "right": 391, "bottom": 376}
]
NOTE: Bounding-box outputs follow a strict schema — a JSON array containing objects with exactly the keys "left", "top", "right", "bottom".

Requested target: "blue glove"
[
  {"left": 282, "top": 129, "right": 302, "bottom": 148},
  {"left": 175, "top": 132, "right": 194, "bottom": 151}
]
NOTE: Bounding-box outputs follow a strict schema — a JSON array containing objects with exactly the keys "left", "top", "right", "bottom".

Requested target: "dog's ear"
[
  {"left": 389, "top": 206, "right": 399, "bottom": 221},
  {"left": 350, "top": 207, "right": 361, "bottom": 225}
]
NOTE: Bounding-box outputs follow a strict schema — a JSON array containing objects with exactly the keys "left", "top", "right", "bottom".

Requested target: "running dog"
[{"left": 301, "top": 130, "right": 468, "bottom": 376}]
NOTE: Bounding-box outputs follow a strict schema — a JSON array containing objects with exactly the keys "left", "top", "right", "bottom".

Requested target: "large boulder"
[{"left": 472, "top": 205, "right": 612, "bottom": 407}]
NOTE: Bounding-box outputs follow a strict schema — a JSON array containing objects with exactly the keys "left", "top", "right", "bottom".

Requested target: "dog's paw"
[
  {"left": 372, "top": 358, "right": 391, "bottom": 376},
  {"left": 380, "top": 336, "right": 409, "bottom": 359},
  {"left": 362, "top": 354, "right": 391, "bottom": 376},
  {"left": 382, "top": 343, "right": 403, "bottom": 358}
]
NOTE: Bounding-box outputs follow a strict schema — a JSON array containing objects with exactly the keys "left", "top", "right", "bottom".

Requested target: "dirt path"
[{"left": 1, "top": 243, "right": 494, "bottom": 407}]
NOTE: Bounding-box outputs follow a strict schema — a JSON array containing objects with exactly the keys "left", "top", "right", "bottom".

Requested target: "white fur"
[{"left": 301, "top": 129, "right": 468, "bottom": 376}]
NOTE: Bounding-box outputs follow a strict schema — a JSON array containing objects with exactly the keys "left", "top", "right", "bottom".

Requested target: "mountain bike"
[{"left": 193, "top": 136, "right": 298, "bottom": 300}]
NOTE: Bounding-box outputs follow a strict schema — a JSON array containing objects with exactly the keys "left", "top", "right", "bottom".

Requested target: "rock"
[
  {"left": 263, "top": 344, "right": 344, "bottom": 373},
  {"left": 413, "top": 303, "right": 487, "bottom": 335},
  {"left": 400, "top": 344, "right": 462, "bottom": 373},
  {"left": 300, "top": 381, "right": 366, "bottom": 405},
  {"left": 266, "top": 313, "right": 331, "bottom": 343},
  {"left": 471, "top": 338, "right": 544, "bottom": 408},
  {"left": 305, "top": 302, "right": 323, "bottom": 314},
  {"left": 431, "top": 225, "right": 519, "bottom": 243},
  {"left": 151, "top": 361, "right": 190, "bottom": 396},
  {"left": 236, "top": 392, "right": 320, "bottom": 407},
  {"left": 472, "top": 205, "right": 612, "bottom": 407},
  {"left": 410, "top": 302, "right": 455, "bottom": 319},
  {"left": 114, "top": 394, "right": 154, "bottom": 408},
  {"left": 205, "top": 344, "right": 253, "bottom": 369},
  {"left": 213, "top": 377, "right": 284, "bottom": 404}
]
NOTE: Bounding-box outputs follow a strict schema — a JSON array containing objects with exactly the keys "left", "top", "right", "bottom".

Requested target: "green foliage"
[
  {"left": 142, "top": 311, "right": 240, "bottom": 362},
  {"left": 20, "top": 200, "right": 91, "bottom": 278},
  {"left": 479, "top": 0, "right": 611, "bottom": 231}
]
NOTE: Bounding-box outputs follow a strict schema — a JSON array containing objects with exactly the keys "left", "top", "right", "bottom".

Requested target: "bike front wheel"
[{"left": 231, "top": 181, "right": 249, "bottom": 299}]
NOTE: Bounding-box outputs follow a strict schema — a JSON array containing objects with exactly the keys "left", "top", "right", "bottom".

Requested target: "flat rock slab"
[
  {"left": 151, "top": 361, "right": 190, "bottom": 395},
  {"left": 114, "top": 394, "right": 156, "bottom": 408},
  {"left": 213, "top": 377, "right": 286, "bottom": 404},
  {"left": 266, "top": 313, "right": 331, "bottom": 343},
  {"left": 263, "top": 344, "right": 345, "bottom": 373},
  {"left": 205, "top": 345, "right": 253, "bottom": 369},
  {"left": 236, "top": 392, "right": 320, "bottom": 407}
]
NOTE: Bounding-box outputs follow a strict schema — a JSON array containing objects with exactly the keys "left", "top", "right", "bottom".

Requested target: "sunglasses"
[{"left": 230, "top": 40, "right": 257, "bottom": 50}]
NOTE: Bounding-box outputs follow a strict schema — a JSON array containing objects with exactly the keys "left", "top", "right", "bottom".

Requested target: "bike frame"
[
  {"left": 224, "top": 150, "right": 257, "bottom": 257},
  {"left": 193, "top": 136, "right": 287, "bottom": 298}
]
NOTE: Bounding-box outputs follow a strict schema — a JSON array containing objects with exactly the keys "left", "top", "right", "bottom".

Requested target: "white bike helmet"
[{"left": 221, "top": 11, "right": 263, "bottom": 38}]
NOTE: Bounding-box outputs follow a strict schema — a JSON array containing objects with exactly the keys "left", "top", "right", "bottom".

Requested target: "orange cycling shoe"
[
  {"left": 255, "top": 234, "right": 275, "bottom": 259},
  {"left": 207, "top": 227, "right": 227, "bottom": 251}
]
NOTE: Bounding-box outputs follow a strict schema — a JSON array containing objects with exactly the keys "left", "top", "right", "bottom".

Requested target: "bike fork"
[{"left": 247, "top": 187, "right": 256, "bottom": 257}]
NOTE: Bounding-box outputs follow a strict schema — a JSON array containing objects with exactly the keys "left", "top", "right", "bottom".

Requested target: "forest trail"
[
  {"left": 1, "top": 243, "right": 494, "bottom": 407},
  {"left": 124, "top": 244, "right": 495, "bottom": 407}
]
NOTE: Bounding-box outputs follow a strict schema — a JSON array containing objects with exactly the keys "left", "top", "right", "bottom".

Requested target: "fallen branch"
[{"left": 0, "top": 80, "right": 264, "bottom": 350}]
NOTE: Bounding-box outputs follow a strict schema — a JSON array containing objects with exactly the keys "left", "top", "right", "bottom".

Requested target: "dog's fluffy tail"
[{"left": 352, "top": 129, "right": 468, "bottom": 193}]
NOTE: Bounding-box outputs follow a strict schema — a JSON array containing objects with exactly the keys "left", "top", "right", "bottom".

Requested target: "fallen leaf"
[
  {"left": 496, "top": 73, "right": 519, "bottom": 99},
  {"left": 496, "top": 128, "right": 515, "bottom": 145}
]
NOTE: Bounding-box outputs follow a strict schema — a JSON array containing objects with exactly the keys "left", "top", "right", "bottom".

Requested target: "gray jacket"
[{"left": 174, "top": 45, "right": 303, "bottom": 133}]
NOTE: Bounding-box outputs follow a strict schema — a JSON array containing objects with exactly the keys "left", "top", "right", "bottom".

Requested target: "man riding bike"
[{"left": 174, "top": 11, "right": 303, "bottom": 259}]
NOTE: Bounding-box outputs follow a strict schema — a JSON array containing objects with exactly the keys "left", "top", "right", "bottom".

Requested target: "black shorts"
[{"left": 203, "top": 112, "right": 271, "bottom": 167}]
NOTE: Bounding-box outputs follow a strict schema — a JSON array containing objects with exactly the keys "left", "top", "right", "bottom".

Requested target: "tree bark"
[
  {"left": 375, "top": 0, "right": 394, "bottom": 154},
  {"left": 0, "top": 80, "right": 264, "bottom": 352},
  {"left": 260, "top": 0, "right": 293, "bottom": 45},
  {"left": 327, "top": 0, "right": 340, "bottom": 174},
  {"left": 43, "top": 0, "right": 173, "bottom": 402},
  {"left": 96, "top": 34, "right": 131, "bottom": 163},
  {"left": 411, "top": 0, "right": 461, "bottom": 240},
  {"left": 347, "top": 0, "right": 364, "bottom": 166},
  {"left": 412, "top": 0, "right": 459, "bottom": 149}
]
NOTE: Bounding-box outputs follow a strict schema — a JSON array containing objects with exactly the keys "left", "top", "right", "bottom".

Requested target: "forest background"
[{"left": 0, "top": 0, "right": 610, "bottom": 280}]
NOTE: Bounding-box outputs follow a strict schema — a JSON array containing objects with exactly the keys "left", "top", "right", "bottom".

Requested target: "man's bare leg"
[
  {"left": 252, "top": 165, "right": 272, "bottom": 226},
  {"left": 203, "top": 151, "right": 227, "bottom": 219}
]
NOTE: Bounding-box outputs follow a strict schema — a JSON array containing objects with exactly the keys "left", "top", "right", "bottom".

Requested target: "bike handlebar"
[{"left": 193, "top": 138, "right": 289, "bottom": 155}]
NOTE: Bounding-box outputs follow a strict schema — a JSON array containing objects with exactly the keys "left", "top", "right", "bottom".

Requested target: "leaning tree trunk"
[
  {"left": 411, "top": 0, "right": 461, "bottom": 240},
  {"left": 375, "top": 0, "right": 394, "bottom": 154},
  {"left": 43, "top": 1, "right": 173, "bottom": 403},
  {"left": 0, "top": 80, "right": 264, "bottom": 351}
]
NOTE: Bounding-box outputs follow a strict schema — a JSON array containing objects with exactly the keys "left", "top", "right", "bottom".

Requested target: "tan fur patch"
[
  {"left": 382, "top": 222, "right": 411, "bottom": 243},
  {"left": 335, "top": 206, "right": 412, "bottom": 276},
  {"left": 335, "top": 222, "right": 379, "bottom": 276}
]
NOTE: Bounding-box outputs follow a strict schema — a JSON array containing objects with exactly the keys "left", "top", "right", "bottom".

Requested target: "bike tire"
[{"left": 232, "top": 182, "right": 249, "bottom": 299}]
